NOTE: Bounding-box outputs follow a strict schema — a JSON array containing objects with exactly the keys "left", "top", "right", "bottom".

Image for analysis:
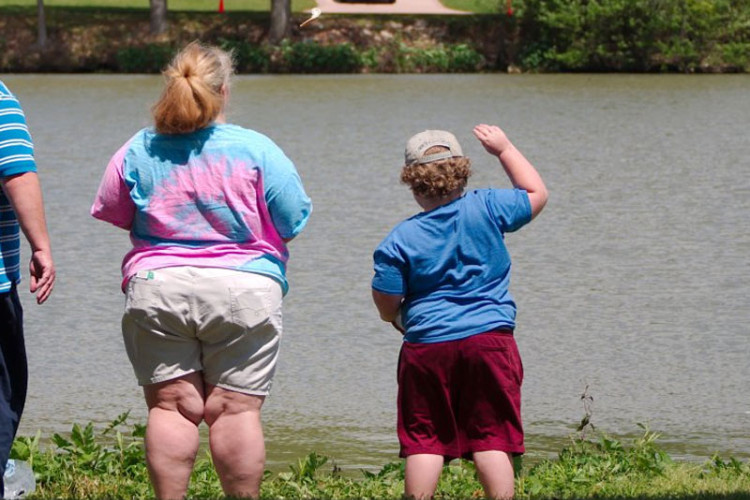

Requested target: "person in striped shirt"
[{"left": 0, "top": 80, "right": 56, "bottom": 496}]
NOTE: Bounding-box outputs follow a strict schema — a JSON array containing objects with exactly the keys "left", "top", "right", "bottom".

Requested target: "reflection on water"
[{"left": 4, "top": 73, "right": 750, "bottom": 469}]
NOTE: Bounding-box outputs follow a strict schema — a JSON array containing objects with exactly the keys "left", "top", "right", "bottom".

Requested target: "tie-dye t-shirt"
[{"left": 91, "top": 124, "right": 312, "bottom": 294}]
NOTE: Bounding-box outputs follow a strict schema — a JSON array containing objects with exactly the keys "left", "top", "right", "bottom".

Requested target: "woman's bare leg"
[
  {"left": 143, "top": 372, "right": 205, "bottom": 500},
  {"left": 204, "top": 385, "right": 266, "bottom": 499}
]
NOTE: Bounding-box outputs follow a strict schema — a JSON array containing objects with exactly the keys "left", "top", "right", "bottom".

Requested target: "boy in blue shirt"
[{"left": 372, "top": 124, "right": 547, "bottom": 499}]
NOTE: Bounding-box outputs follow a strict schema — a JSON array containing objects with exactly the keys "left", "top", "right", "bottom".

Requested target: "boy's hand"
[{"left": 473, "top": 124, "right": 511, "bottom": 156}]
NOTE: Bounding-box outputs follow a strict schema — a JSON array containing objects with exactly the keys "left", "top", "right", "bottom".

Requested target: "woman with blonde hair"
[{"left": 91, "top": 41, "right": 312, "bottom": 499}]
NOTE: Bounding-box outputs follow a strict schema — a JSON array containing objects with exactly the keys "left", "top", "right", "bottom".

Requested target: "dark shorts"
[{"left": 397, "top": 330, "right": 524, "bottom": 461}]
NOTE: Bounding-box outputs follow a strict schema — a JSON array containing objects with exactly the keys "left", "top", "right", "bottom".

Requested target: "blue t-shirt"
[
  {"left": 372, "top": 188, "right": 532, "bottom": 343},
  {"left": 0, "top": 81, "right": 37, "bottom": 293}
]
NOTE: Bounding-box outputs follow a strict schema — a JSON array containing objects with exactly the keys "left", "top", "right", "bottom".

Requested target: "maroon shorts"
[{"left": 397, "top": 330, "right": 524, "bottom": 460}]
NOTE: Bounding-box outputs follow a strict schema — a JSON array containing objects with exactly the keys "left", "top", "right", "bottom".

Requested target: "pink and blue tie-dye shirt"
[{"left": 91, "top": 124, "right": 311, "bottom": 294}]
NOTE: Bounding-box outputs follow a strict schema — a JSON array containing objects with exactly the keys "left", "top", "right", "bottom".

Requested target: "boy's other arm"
[
  {"left": 473, "top": 124, "right": 548, "bottom": 219},
  {"left": 372, "top": 290, "right": 405, "bottom": 334},
  {"left": 372, "top": 289, "right": 403, "bottom": 322}
]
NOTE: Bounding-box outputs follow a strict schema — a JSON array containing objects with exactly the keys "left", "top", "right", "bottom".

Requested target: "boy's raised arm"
[{"left": 473, "top": 124, "right": 548, "bottom": 219}]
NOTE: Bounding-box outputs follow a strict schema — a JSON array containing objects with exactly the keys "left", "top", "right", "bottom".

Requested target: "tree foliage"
[{"left": 515, "top": 0, "right": 750, "bottom": 72}]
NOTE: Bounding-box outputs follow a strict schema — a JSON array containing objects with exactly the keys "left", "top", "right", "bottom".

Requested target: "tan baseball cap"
[{"left": 404, "top": 130, "right": 464, "bottom": 166}]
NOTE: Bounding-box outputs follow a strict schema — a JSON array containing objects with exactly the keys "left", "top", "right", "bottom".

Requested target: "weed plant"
[{"left": 10, "top": 413, "right": 750, "bottom": 499}]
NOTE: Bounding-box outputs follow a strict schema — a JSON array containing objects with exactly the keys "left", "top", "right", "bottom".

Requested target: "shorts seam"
[
  {"left": 211, "top": 380, "right": 270, "bottom": 396},
  {"left": 142, "top": 369, "right": 199, "bottom": 386},
  {"left": 400, "top": 446, "right": 462, "bottom": 459},
  {"left": 465, "top": 439, "right": 525, "bottom": 452}
]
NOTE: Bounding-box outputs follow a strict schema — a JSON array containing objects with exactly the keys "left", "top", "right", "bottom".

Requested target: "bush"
[
  {"left": 448, "top": 43, "right": 486, "bottom": 72},
  {"left": 115, "top": 44, "right": 174, "bottom": 73},
  {"left": 278, "top": 41, "right": 362, "bottom": 73},
  {"left": 369, "top": 41, "right": 484, "bottom": 73},
  {"left": 720, "top": 42, "right": 750, "bottom": 71},
  {"left": 218, "top": 38, "right": 271, "bottom": 73}
]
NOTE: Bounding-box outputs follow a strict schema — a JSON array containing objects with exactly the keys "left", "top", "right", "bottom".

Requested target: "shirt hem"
[{"left": 403, "top": 323, "right": 516, "bottom": 344}]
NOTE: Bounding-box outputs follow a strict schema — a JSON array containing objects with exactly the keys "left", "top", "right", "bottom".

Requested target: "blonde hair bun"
[{"left": 152, "top": 41, "right": 235, "bottom": 135}]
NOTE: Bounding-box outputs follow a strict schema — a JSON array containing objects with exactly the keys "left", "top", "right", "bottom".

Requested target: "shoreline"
[
  {"left": 1, "top": 8, "right": 745, "bottom": 73},
  {"left": 12, "top": 415, "right": 750, "bottom": 499}
]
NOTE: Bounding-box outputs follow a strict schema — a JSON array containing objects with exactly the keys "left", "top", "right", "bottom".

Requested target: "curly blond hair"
[{"left": 400, "top": 146, "right": 472, "bottom": 198}]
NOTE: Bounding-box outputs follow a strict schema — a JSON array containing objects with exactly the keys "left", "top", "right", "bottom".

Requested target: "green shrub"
[
  {"left": 359, "top": 47, "right": 380, "bottom": 72},
  {"left": 447, "top": 43, "right": 485, "bottom": 72},
  {"left": 720, "top": 42, "right": 750, "bottom": 71},
  {"left": 383, "top": 42, "right": 484, "bottom": 73},
  {"left": 115, "top": 44, "right": 174, "bottom": 73},
  {"left": 218, "top": 38, "right": 271, "bottom": 73},
  {"left": 278, "top": 40, "right": 362, "bottom": 73},
  {"left": 398, "top": 43, "right": 451, "bottom": 72}
]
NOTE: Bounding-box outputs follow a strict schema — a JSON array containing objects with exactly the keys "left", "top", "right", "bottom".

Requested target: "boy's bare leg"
[
  {"left": 473, "top": 450, "right": 515, "bottom": 499},
  {"left": 404, "top": 454, "right": 443, "bottom": 499}
]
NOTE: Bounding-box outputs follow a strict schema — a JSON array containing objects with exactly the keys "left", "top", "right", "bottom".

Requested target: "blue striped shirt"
[{"left": 0, "top": 81, "right": 37, "bottom": 293}]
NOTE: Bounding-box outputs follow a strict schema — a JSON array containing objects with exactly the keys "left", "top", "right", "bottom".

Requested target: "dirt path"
[{"left": 312, "top": 0, "right": 469, "bottom": 15}]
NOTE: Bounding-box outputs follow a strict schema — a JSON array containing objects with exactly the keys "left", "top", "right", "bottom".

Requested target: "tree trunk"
[
  {"left": 269, "top": 0, "right": 291, "bottom": 45},
  {"left": 150, "top": 0, "right": 168, "bottom": 35},
  {"left": 36, "top": 0, "right": 47, "bottom": 48}
]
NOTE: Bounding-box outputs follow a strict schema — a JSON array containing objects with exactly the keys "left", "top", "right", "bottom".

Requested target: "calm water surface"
[{"left": 4, "top": 73, "right": 749, "bottom": 470}]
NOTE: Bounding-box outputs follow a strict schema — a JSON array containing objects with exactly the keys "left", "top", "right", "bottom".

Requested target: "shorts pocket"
[
  {"left": 229, "top": 286, "right": 272, "bottom": 330},
  {"left": 125, "top": 279, "right": 163, "bottom": 313},
  {"left": 469, "top": 333, "right": 513, "bottom": 352},
  {"left": 467, "top": 334, "right": 523, "bottom": 388}
]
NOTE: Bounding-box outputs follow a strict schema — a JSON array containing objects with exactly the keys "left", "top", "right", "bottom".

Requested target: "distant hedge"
[{"left": 114, "top": 40, "right": 485, "bottom": 74}]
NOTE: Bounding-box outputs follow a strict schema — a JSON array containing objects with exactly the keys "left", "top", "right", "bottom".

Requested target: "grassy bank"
[
  {"left": 2, "top": 0, "right": 749, "bottom": 73},
  {"left": 10, "top": 413, "right": 750, "bottom": 499}
]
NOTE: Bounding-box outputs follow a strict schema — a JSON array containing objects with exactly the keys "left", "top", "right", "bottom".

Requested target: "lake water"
[{"left": 3, "top": 73, "right": 749, "bottom": 471}]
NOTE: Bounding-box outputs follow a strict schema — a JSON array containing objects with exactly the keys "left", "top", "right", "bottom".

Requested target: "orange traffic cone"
[{"left": 218, "top": 0, "right": 224, "bottom": 13}]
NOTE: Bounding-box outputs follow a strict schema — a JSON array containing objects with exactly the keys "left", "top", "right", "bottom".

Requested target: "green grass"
[
  {"left": 10, "top": 414, "right": 750, "bottom": 499},
  {"left": 442, "top": 0, "right": 503, "bottom": 14},
  {"left": 0, "top": 0, "right": 316, "bottom": 12}
]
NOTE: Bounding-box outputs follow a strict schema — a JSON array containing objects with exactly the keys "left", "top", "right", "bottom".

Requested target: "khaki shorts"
[{"left": 122, "top": 266, "right": 283, "bottom": 395}]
